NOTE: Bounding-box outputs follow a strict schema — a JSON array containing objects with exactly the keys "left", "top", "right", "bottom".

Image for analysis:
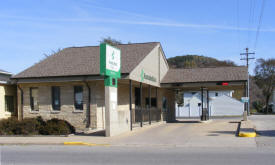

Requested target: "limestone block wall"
[
  {"left": 16, "top": 79, "right": 174, "bottom": 132},
  {"left": 17, "top": 82, "right": 98, "bottom": 131},
  {"left": 17, "top": 80, "right": 132, "bottom": 132}
]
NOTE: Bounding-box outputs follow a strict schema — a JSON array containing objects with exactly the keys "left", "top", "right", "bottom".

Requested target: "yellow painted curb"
[
  {"left": 64, "top": 142, "right": 110, "bottom": 146},
  {"left": 238, "top": 132, "right": 257, "bottom": 137}
]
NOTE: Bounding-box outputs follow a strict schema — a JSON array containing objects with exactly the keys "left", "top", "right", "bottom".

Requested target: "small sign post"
[
  {"left": 241, "top": 97, "right": 249, "bottom": 103},
  {"left": 100, "top": 43, "right": 121, "bottom": 137}
]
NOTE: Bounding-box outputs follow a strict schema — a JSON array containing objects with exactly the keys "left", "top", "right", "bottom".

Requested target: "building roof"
[
  {"left": 0, "top": 69, "right": 12, "bottom": 75},
  {"left": 0, "top": 73, "right": 12, "bottom": 84},
  {"left": 161, "top": 66, "right": 247, "bottom": 83},
  {"left": 0, "top": 76, "right": 11, "bottom": 83},
  {"left": 13, "top": 42, "right": 159, "bottom": 78}
]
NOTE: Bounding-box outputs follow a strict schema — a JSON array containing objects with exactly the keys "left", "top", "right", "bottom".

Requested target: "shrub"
[
  {"left": 252, "top": 101, "right": 265, "bottom": 113},
  {"left": 0, "top": 117, "right": 19, "bottom": 135},
  {"left": 0, "top": 117, "right": 75, "bottom": 135},
  {"left": 13, "top": 118, "right": 41, "bottom": 135},
  {"left": 40, "top": 118, "right": 75, "bottom": 135}
]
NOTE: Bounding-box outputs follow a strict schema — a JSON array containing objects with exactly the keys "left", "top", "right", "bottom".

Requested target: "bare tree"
[{"left": 254, "top": 58, "right": 275, "bottom": 113}]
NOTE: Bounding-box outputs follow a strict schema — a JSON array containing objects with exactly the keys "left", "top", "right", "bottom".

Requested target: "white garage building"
[
  {"left": 176, "top": 91, "right": 244, "bottom": 117},
  {"left": 161, "top": 67, "right": 247, "bottom": 119}
]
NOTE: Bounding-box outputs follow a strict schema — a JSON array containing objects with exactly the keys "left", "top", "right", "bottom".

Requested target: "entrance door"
[{"left": 135, "top": 87, "right": 141, "bottom": 107}]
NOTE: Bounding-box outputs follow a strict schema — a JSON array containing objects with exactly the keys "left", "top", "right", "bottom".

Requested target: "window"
[
  {"left": 52, "top": 86, "right": 60, "bottom": 110},
  {"left": 162, "top": 97, "right": 167, "bottom": 111},
  {"left": 215, "top": 92, "right": 218, "bottom": 97},
  {"left": 5, "top": 96, "right": 14, "bottom": 113},
  {"left": 135, "top": 87, "right": 141, "bottom": 106},
  {"left": 145, "top": 98, "right": 157, "bottom": 107},
  {"left": 74, "top": 86, "right": 83, "bottom": 110},
  {"left": 30, "top": 87, "right": 39, "bottom": 111}
]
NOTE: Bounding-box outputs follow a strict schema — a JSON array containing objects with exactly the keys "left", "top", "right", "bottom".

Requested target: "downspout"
[
  {"left": 18, "top": 84, "right": 24, "bottom": 120},
  {"left": 84, "top": 81, "right": 91, "bottom": 128}
]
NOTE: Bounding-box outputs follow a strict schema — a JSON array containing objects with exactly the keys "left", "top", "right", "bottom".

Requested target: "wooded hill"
[{"left": 167, "top": 55, "right": 236, "bottom": 68}]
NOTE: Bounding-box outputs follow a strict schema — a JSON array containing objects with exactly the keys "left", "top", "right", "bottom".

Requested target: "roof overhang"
[
  {"left": 161, "top": 80, "right": 247, "bottom": 89},
  {"left": 0, "top": 81, "right": 8, "bottom": 84},
  {"left": 13, "top": 74, "right": 129, "bottom": 84}
]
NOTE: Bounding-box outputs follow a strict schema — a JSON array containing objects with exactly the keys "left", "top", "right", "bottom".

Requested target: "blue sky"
[{"left": 0, "top": 0, "right": 274, "bottom": 74}]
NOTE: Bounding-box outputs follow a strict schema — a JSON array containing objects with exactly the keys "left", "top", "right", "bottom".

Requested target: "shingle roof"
[
  {"left": 161, "top": 66, "right": 247, "bottom": 83},
  {"left": 0, "top": 74, "right": 11, "bottom": 83},
  {"left": 0, "top": 69, "right": 12, "bottom": 75},
  {"left": 13, "top": 42, "right": 159, "bottom": 78}
]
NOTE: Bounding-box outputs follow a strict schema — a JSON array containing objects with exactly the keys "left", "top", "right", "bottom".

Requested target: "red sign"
[{"left": 222, "top": 82, "right": 229, "bottom": 86}]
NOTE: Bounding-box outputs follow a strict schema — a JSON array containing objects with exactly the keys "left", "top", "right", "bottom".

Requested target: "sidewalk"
[
  {"left": 0, "top": 119, "right": 257, "bottom": 148},
  {"left": 0, "top": 136, "right": 112, "bottom": 146},
  {"left": 0, "top": 122, "right": 165, "bottom": 146}
]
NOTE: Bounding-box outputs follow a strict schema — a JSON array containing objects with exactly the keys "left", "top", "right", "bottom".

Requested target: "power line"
[
  {"left": 247, "top": 0, "right": 256, "bottom": 48},
  {"left": 254, "top": 0, "right": 266, "bottom": 50},
  {"left": 236, "top": 0, "right": 241, "bottom": 52}
]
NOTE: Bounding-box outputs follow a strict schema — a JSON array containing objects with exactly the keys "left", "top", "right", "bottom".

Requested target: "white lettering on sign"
[
  {"left": 106, "top": 45, "right": 121, "bottom": 72},
  {"left": 241, "top": 97, "right": 249, "bottom": 103}
]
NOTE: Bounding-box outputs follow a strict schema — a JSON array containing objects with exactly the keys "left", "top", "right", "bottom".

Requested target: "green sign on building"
[{"left": 100, "top": 43, "right": 121, "bottom": 87}]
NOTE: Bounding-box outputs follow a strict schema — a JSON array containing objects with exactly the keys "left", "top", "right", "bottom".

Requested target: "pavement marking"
[
  {"left": 238, "top": 132, "right": 257, "bottom": 137},
  {"left": 64, "top": 142, "right": 110, "bottom": 146}
]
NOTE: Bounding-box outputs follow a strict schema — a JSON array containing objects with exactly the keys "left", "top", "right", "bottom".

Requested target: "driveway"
[
  {"left": 249, "top": 115, "right": 275, "bottom": 136},
  {"left": 112, "top": 117, "right": 256, "bottom": 148},
  {"left": 0, "top": 117, "right": 256, "bottom": 149},
  {"left": 249, "top": 115, "right": 275, "bottom": 149}
]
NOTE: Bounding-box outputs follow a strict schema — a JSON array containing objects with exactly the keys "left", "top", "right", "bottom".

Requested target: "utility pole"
[{"left": 240, "top": 48, "right": 255, "bottom": 118}]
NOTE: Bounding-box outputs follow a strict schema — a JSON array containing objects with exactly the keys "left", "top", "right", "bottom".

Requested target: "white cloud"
[{"left": 1, "top": 13, "right": 274, "bottom": 32}]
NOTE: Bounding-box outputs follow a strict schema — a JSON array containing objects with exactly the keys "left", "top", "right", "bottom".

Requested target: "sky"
[{"left": 0, "top": 0, "right": 274, "bottom": 75}]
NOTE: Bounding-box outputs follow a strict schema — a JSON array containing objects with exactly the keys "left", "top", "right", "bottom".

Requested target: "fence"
[{"left": 131, "top": 107, "right": 162, "bottom": 127}]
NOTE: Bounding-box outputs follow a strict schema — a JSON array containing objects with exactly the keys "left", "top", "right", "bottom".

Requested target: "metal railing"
[{"left": 131, "top": 107, "right": 161, "bottom": 127}]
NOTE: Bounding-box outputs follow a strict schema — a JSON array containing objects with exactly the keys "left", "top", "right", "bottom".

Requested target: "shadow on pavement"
[
  {"left": 208, "top": 131, "right": 236, "bottom": 136},
  {"left": 207, "top": 121, "right": 241, "bottom": 137},
  {"left": 75, "top": 130, "right": 106, "bottom": 137},
  {"left": 172, "top": 120, "right": 200, "bottom": 123},
  {"left": 256, "top": 130, "right": 275, "bottom": 137}
]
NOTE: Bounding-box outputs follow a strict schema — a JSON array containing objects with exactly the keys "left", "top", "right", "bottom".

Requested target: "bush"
[
  {"left": 0, "top": 117, "right": 19, "bottom": 135},
  {"left": 252, "top": 101, "right": 265, "bottom": 113},
  {"left": 40, "top": 118, "right": 75, "bottom": 135},
  {"left": 0, "top": 117, "right": 75, "bottom": 135}
]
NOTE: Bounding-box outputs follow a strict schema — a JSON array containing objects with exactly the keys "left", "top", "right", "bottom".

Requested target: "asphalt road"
[
  {"left": 1, "top": 145, "right": 275, "bottom": 165},
  {"left": 1, "top": 117, "right": 275, "bottom": 165}
]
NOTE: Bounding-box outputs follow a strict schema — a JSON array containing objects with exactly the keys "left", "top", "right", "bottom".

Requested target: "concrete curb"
[
  {"left": 0, "top": 142, "right": 110, "bottom": 146},
  {"left": 238, "top": 132, "right": 257, "bottom": 137},
  {"left": 64, "top": 142, "right": 110, "bottom": 146},
  {"left": 238, "top": 120, "right": 257, "bottom": 137}
]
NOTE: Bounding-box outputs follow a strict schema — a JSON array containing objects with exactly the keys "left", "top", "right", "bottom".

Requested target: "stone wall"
[
  {"left": 17, "top": 81, "right": 98, "bottom": 131},
  {"left": 17, "top": 80, "right": 175, "bottom": 132}
]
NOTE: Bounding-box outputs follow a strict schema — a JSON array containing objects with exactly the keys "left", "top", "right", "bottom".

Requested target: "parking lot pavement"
[
  {"left": 249, "top": 115, "right": 275, "bottom": 150},
  {"left": 112, "top": 118, "right": 256, "bottom": 148}
]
